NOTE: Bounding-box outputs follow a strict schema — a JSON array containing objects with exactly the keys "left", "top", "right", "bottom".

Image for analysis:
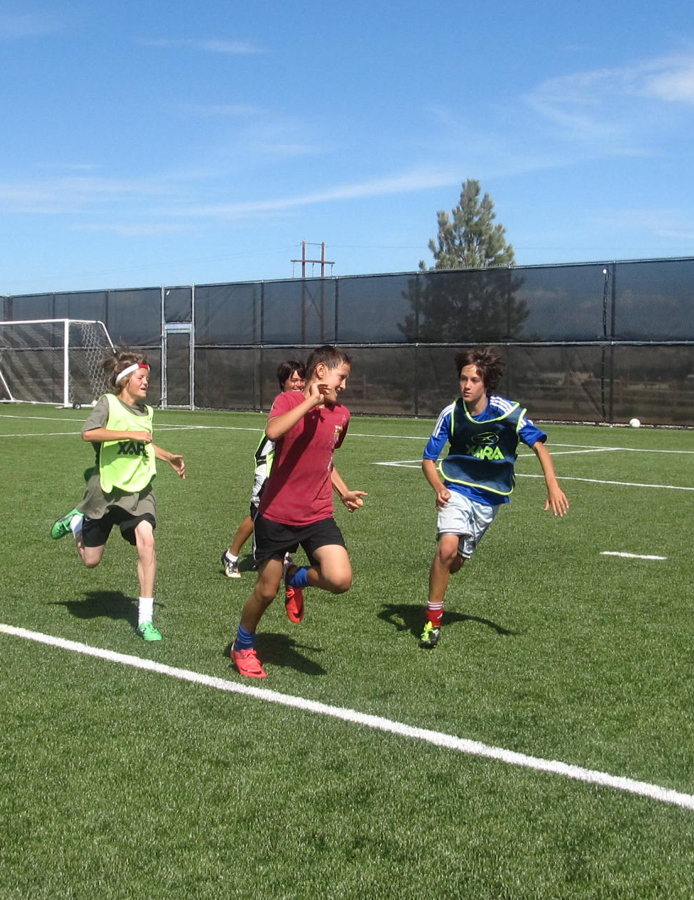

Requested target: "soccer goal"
[{"left": 0, "top": 319, "right": 116, "bottom": 407}]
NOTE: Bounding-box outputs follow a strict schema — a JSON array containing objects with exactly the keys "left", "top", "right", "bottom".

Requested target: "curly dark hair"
[{"left": 454, "top": 347, "right": 504, "bottom": 396}]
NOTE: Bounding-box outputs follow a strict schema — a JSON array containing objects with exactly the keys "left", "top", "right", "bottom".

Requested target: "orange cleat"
[
  {"left": 231, "top": 646, "right": 267, "bottom": 678},
  {"left": 284, "top": 584, "right": 305, "bottom": 623},
  {"left": 283, "top": 552, "right": 305, "bottom": 623}
]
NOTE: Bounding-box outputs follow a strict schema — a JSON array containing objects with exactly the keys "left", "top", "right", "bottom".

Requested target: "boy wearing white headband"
[{"left": 51, "top": 351, "right": 186, "bottom": 641}]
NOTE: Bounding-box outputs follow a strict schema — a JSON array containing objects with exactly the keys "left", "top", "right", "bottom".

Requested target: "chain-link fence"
[{"left": 3, "top": 257, "right": 694, "bottom": 424}]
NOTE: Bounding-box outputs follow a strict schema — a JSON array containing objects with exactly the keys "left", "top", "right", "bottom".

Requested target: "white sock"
[
  {"left": 138, "top": 597, "right": 154, "bottom": 626},
  {"left": 70, "top": 514, "right": 83, "bottom": 536},
  {"left": 225, "top": 551, "right": 238, "bottom": 563}
]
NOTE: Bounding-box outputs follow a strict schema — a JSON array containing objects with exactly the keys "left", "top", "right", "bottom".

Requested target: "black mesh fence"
[{"left": 3, "top": 257, "right": 694, "bottom": 424}]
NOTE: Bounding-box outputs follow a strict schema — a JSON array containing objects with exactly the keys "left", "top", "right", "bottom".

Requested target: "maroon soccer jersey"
[{"left": 257, "top": 391, "right": 350, "bottom": 526}]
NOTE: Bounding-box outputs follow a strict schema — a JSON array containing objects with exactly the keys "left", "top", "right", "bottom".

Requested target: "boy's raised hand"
[
  {"left": 341, "top": 490, "right": 368, "bottom": 512},
  {"left": 308, "top": 381, "right": 329, "bottom": 407}
]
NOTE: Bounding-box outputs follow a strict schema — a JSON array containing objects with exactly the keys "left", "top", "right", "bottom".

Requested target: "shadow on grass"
[
  {"left": 378, "top": 602, "right": 520, "bottom": 639},
  {"left": 52, "top": 590, "right": 162, "bottom": 627},
  {"left": 224, "top": 632, "right": 326, "bottom": 676}
]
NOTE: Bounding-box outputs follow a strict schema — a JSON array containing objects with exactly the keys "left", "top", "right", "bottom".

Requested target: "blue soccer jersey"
[{"left": 423, "top": 395, "right": 547, "bottom": 506}]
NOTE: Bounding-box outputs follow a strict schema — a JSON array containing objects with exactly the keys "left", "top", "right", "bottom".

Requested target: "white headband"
[{"left": 115, "top": 362, "right": 149, "bottom": 384}]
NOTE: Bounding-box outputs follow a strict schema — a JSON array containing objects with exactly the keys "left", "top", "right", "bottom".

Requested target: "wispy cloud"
[
  {"left": 162, "top": 111, "right": 322, "bottom": 169},
  {"left": 36, "top": 162, "right": 103, "bottom": 172},
  {"left": 241, "top": 140, "right": 317, "bottom": 160},
  {"left": 597, "top": 208, "right": 694, "bottom": 242},
  {"left": 0, "top": 176, "right": 172, "bottom": 214},
  {"left": 525, "top": 53, "right": 694, "bottom": 148},
  {"left": 13, "top": 46, "right": 694, "bottom": 233},
  {"left": 0, "top": 12, "right": 58, "bottom": 39},
  {"left": 72, "top": 223, "right": 190, "bottom": 237},
  {"left": 168, "top": 167, "right": 461, "bottom": 220},
  {"left": 641, "top": 57, "right": 694, "bottom": 103},
  {"left": 139, "top": 37, "right": 263, "bottom": 55},
  {"left": 178, "top": 103, "right": 264, "bottom": 117},
  {"left": 210, "top": 112, "right": 323, "bottom": 161}
]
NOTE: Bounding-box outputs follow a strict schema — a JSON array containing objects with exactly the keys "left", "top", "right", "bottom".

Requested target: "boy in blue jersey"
[{"left": 420, "top": 346, "right": 568, "bottom": 648}]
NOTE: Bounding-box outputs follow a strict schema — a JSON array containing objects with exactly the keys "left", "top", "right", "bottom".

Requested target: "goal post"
[{"left": 0, "top": 319, "right": 116, "bottom": 407}]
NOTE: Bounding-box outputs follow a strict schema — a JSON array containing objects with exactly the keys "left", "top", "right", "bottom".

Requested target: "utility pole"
[{"left": 292, "top": 241, "right": 335, "bottom": 277}]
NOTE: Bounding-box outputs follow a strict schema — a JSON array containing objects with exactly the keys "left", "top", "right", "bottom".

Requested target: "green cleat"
[
  {"left": 51, "top": 508, "right": 82, "bottom": 540},
  {"left": 137, "top": 621, "right": 162, "bottom": 642},
  {"left": 420, "top": 621, "right": 441, "bottom": 648}
]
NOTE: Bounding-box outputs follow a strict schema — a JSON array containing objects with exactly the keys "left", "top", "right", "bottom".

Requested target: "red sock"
[{"left": 426, "top": 603, "right": 444, "bottom": 628}]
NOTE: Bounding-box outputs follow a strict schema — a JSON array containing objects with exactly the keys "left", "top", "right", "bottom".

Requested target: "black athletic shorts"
[
  {"left": 253, "top": 515, "right": 346, "bottom": 564},
  {"left": 82, "top": 509, "right": 156, "bottom": 548}
]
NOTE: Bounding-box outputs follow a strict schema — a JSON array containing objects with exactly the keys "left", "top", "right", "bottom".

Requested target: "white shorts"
[
  {"left": 249, "top": 462, "right": 268, "bottom": 508},
  {"left": 436, "top": 490, "right": 499, "bottom": 559}
]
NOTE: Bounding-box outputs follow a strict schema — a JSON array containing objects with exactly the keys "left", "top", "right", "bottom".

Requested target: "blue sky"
[{"left": 1, "top": 0, "right": 693, "bottom": 294}]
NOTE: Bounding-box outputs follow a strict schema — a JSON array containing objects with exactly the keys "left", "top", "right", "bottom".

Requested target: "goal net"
[{"left": 0, "top": 319, "right": 116, "bottom": 407}]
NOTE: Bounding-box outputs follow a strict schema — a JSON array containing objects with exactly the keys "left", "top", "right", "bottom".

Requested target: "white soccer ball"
[{"left": 629, "top": 418, "right": 641, "bottom": 428}]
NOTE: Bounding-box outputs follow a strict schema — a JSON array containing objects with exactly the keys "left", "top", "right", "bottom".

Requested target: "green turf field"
[{"left": 2, "top": 404, "right": 694, "bottom": 899}]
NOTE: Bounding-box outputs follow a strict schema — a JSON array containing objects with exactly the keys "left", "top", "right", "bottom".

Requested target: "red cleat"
[
  {"left": 231, "top": 646, "right": 267, "bottom": 678},
  {"left": 284, "top": 584, "right": 304, "bottom": 623},
  {"left": 283, "top": 552, "right": 305, "bottom": 623}
]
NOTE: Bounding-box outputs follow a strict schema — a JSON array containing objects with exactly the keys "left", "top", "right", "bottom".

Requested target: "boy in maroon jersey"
[{"left": 230, "top": 345, "right": 368, "bottom": 678}]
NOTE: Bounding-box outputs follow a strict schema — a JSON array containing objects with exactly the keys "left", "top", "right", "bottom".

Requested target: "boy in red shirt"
[{"left": 230, "top": 345, "right": 367, "bottom": 678}]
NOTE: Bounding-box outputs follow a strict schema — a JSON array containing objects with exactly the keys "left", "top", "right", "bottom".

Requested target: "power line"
[{"left": 291, "top": 241, "right": 335, "bottom": 278}]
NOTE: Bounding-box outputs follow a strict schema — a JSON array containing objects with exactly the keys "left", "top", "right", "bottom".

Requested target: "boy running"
[
  {"left": 221, "top": 359, "right": 305, "bottom": 578},
  {"left": 421, "top": 346, "right": 568, "bottom": 648},
  {"left": 51, "top": 351, "right": 186, "bottom": 641},
  {"left": 230, "top": 345, "right": 367, "bottom": 678}
]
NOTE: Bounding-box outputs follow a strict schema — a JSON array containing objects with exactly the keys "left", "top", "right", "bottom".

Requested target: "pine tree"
[
  {"left": 399, "top": 181, "right": 524, "bottom": 342},
  {"left": 420, "top": 179, "right": 515, "bottom": 270}
]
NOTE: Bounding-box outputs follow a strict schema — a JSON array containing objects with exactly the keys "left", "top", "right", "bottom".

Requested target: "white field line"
[
  {"left": 1, "top": 622, "right": 693, "bottom": 812},
  {"left": 3, "top": 414, "right": 694, "bottom": 455},
  {"left": 5, "top": 412, "right": 694, "bottom": 449},
  {"left": 0, "top": 425, "right": 262, "bottom": 439},
  {"left": 0, "top": 414, "right": 84, "bottom": 421},
  {"left": 374, "top": 448, "right": 621, "bottom": 465},
  {"left": 375, "top": 460, "right": 424, "bottom": 468},
  {"left": 374, "top": 447, "right": 618, "bottom": 467},
  {"left": 519, "top": 473, "right": 694, "bottom": 491},
  {"left": 152, "top": 425, "right": 262, "bottom": 433},
  {"left": 0, "top": 424, "right": 263, "bottom": 439},
  {"left": 375, "top": 460, "right": 694, "bottom": 492},
  {"left": 0, "top": 431, "right": 82, "bottom": 438},
  {"left": 601, "top": 551, "right": 668, "bottom": 560},
  {"left": 552, "top": 443, "right": 694, "bottom": 456},
  {"left": 532, "top": 448, "right": 619, "bottom": 456},
  {"left": 5, "top": 416, "right": 691, "bottom": 492}
]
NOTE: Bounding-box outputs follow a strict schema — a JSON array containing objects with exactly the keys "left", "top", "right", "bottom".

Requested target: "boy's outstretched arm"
[
  {"left": 82, "top": 427, "right": 152, "bottom": 444},
  {"left": 153, "top": 444, "right": 186, "bottom": 479},
  {"left": 331, "top": 466, "right": 368, "bottom": 512},
  {"left": 532, "top": 441, "right": 568, "bottom": 516}
]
